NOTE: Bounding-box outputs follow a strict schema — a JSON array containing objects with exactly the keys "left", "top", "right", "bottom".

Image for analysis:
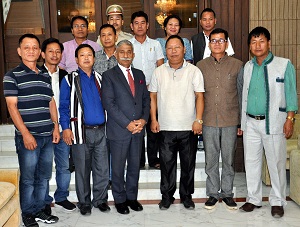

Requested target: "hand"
[
  {"left": 22, "top": 131, "right": 37, "bottom": 150},
  {"left": 237, "top": 128, "right": 243, "bottom": 136},
  {"left": 192, "top": 121, "right": 202, "bottom": 135},
  {"left": 283, "top": 119, "right": 294, "bottom": 138},
  {"left": 151, "top": 120, "right": 160, "bottom": 133},
  {"left": 63, "top": 129, "right": 74, "bottom": 145},
  {"left": 52, "top": 126, "right": 60, "bottom": 144},
  {"left": 126, "top": 121, "right": 138, "bottom": 133},
  {"left": 133, "top": 119, "right": 146, "bottom": 133}
]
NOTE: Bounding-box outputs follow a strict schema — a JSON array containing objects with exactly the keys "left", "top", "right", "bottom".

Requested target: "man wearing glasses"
[
  {"left": 196, "top": 28, "right": 243, "bottom": 210},
  {"left": 59, "top": 16, "right": 101, "bottom": 73}
]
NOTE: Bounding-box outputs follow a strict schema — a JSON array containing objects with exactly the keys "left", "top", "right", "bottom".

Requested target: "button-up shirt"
[
  {"left": 59, "top": 39, "right": 101, "bottom": 73},
  {"left": 130, "top": 36, "right": 164, "bottom": 85}
]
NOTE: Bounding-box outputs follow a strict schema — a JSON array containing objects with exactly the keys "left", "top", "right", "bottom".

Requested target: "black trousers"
[
  {"left": 140, "top": 117, "right": 160, "bottom": 167},
  {"left": 159, "top": 131, "right": 197, "bottom": 201}
]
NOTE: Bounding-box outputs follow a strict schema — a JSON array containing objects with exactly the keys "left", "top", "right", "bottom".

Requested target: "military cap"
[{"left": 106, "top": 4, "right": 123, "bottom": 16}]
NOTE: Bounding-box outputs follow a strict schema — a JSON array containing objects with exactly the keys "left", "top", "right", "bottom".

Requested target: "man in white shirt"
[{"left": 129, "top": 11, "right": 164, "bottom": 169}]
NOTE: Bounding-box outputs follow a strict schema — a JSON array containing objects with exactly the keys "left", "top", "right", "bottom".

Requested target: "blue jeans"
[
  {"left": 16, "top": 135, "right": 54, "bottom": 216},
  {"left": 45, "top": 132, "right": 71, "bottom": 204}
]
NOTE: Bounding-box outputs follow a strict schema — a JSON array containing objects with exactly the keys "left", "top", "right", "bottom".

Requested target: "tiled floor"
[{"left": 36, "top": 173, "right": 300, "bottom": 227}]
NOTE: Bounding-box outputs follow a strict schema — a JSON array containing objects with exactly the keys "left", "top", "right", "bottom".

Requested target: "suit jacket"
[
  {"left": 191, "top": 32, "right": 206, "bottom": 65},
  {"left": 102, "top": 65, "right": 150, "bottom": 141}
]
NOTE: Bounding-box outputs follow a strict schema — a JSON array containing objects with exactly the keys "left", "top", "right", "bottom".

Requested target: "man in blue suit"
[{"left": 102, "top": 40, "right": 150, "bottom": 215}]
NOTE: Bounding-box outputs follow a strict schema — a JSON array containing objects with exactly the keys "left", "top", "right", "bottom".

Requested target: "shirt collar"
[
  {"left": 252, "top": 51, "right": 273, "bottom": 66},
  {"left": 43, "top": 64, "right": 59, "bottom": 75},
  {"left": 132, "top": 35, "right": 149, "bottom": 44},
  {"left": 166, "top": 59, "right": 188, "bottom": 69},
  {"left": 78, "top": 67, "right": 94, "bottom": 78},
  {"left": 20, "top": 62, "right": 42, "bottom": 74},
  {"left": 210, "top": 53, "right": 228, "bottom": 63}
]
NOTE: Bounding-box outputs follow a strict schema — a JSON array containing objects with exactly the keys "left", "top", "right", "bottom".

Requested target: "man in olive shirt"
[
  {"left": 240, "top": 26, "right": 298, "bottom": 218},
  {"left": 197, "top": 28, "right": 243, "bottom": 211}
]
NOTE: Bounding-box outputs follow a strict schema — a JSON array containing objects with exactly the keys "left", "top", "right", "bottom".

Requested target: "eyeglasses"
[
  {"left": 210, "top": 38, "right": 227, "bottom": 44},
  {"left": 73, "top": 24, "right": 87, "bottom": 29}
]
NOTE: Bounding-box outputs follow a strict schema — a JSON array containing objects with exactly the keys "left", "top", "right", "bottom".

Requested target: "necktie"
[
  {"left": 126, "top": 69, "right": 135, "bottom": 96},
  {"left": 94, "top": 75, "right": 101, "bottom": 98}
]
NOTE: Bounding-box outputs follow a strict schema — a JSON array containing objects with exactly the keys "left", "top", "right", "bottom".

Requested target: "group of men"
[{"left": 2, "top": 5, "right": 298, "bottom": 227}]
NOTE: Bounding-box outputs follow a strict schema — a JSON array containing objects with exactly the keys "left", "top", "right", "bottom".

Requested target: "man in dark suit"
[
  {"left": 102, "top": 40, "right": 150, "bottom": 215},
  {"left": 191, "top": 8, "right": 234, "bottom": 65},
  {"left": 41, "top": 38, "right": 76, "bottom": 214}
]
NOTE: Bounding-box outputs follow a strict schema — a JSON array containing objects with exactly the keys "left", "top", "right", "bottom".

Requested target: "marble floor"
[{"left": 36, "top": 173, "right": 300, "bottom": 227}]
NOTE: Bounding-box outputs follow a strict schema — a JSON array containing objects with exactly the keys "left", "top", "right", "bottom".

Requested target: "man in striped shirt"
[{"left": 3, "top": 34, "right": 60, "bottom": 227}]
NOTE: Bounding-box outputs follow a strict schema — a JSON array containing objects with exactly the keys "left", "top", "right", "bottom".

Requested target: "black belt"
[
  {"left": 247, "top": 113, "right": 265, "bottom": 120},
  {"left": 84, "top": 123, "right": 105, "bottom": 129}
]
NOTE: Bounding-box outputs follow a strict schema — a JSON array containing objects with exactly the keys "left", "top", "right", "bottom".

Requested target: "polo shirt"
[{"left": 3, "top": 62, "right": 54, "bottom": 137}]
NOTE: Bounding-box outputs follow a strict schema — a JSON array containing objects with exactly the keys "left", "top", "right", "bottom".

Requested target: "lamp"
[{"left": 155, "top": 0, "right": 177, "bottom": 27}]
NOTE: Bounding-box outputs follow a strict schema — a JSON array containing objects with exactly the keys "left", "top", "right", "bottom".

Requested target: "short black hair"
[
  {"left": 19, "top": 33, "right": 40, "bottom": 47},
  {"left": 248, "top": 26, "right": 271, "bottom": 45},
  {"left": 200, "top": 8, "right": 216, "bottom": 19},
  {"left": 71, "top": 15, "right": 88, "bottom": 28},
  {"left": 131, "top": 11, "right": 148, "bottom": 23},
  {"left": 209, "top": 28, "right": 228, "bottom": 40},
  {"left": 99, "top": 24, "right": 116, "bottom": 36},
  {"left": 41, "top": 37, "right": 64, "bottom": 53},
  {"left": 165, "top": 35, "right": 184, "bottom": 48},
  {"left": 75, "top": 44, "right": 95, "bottom": 58},
  {"left": 163, "top": 15, "right": 182, "bottom": 36}
]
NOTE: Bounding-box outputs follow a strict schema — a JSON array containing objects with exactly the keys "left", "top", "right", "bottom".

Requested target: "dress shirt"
[
  {"left": 94, "top": 49, "right": 118, "bottom": 75},
  {"left": 118, "top": 63, "right": 134, "bottom": 83},
  {"left": 59, "top": 39, "right": 101, "bottom": 73},
  {"left": 130, "top": 36, "right": 164, "bottom": 85}
]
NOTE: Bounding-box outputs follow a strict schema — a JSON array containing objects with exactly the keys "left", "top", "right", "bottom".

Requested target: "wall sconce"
[{"left": 155, "top": 0, "right": 177, "bottom": 27}]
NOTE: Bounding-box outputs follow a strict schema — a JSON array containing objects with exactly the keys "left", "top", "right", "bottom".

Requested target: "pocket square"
[{"left": 139, "top": 80, "right": 144, "bottom": 84}]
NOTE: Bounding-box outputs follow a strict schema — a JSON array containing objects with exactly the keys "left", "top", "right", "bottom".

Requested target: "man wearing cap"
[{"left": 97, "top": 4, "right": 133, "bottom": 45}]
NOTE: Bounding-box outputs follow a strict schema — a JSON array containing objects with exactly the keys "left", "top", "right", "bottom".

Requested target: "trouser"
[
  {"left": 45, "top": 132, "right": 71, "bottom": 204},
  {"left": 72, "top": 127, "right": 109, "bottom": 208},
  {"left": 16, "top": 135, "right": 53, "bottom": 216},
  {"left": 243, "top": 116, "right": 287, "bottom": 206},
  {"left": 202, "top": 125, "right": 237, "bottom": 199},
  {"left": 159, "top": 131, "right": 197, "bottom": 201}
]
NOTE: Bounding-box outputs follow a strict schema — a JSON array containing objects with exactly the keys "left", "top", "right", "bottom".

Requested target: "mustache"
[{"left": 119, "top": 57, "right": 133, "bottom": 61}]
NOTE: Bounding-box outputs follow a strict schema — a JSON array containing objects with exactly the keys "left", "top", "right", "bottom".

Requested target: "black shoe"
[
  {"left": 126, "top": 200, "right": 143, "bottom": 211},
  {"left": 115, "top": 202, "right": 130, "bottom": 214},
  {"left": 22, "top": 215, "right": 39, "bottom": 227},
  {"left": 271, "top": 206, "right": 284, "bottom": 218},
  {"left": 98, "top": 202, "right": 111, "bottom": 212},
  {"left": 222, "top": 197, "right": 237, "bottom": 210},
  {"left": 159, "top": 198, "right": 174, "bottom": 210},
  {"left": 204, "top": 196, "right": 218, "bottom": 210},
  {"left": 55, "top": 199, "right": 77, "bottom": 212},
  {"left": 181, "top": 198, "right": 195, "bottom": 210},
  {"left": 44, "top": 204, "right": 51, "bottom": 215},
  {"left": 79, "top": 205, "right": 92, "bottom": 215},
  {"left": 35, "top": 211, "right": 59, "bottom": 224}
]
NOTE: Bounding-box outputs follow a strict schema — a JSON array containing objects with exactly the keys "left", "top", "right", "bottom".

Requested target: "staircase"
[{"left": 0, "top": 125, "right": 230, "bottom": 202}]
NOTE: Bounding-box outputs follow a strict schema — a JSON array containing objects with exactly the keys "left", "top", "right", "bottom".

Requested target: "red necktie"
[{"left": 126, "top": 69, "right": 135, "bottom": 96}]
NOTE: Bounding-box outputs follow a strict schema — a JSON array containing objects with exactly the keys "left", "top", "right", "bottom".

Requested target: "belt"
[
  {"left": 84, "top": 123, "right": 105, "bottom": 129},
  {"left": 247, "top": 113, "right": 265, "bottom": 120},
  {"left": 70, "top": 118, "right": 78, "bottom": 122}
]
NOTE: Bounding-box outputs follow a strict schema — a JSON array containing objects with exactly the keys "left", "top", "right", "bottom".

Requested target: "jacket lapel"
[{"left": 115, "top": 66, "right": 135, "bottom": 98}]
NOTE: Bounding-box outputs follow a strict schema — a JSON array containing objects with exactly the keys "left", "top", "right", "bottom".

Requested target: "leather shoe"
[
  {"left": 126, "top": 200, "right": 143, "bottom": 211},
  {"left": 115, "top": 202, "right": 130, "bottom": 214},
  {"left": 271, "top": 206, "right": 284, "bottom": 218},
  {"left": 98, "top": 203, "right": 110, "bottom": 212},
  {"left": 239, "top": 202, "right": 262, "bottom": 212},
  {"left": 79, "top": 205, "right": 91, "bottom": 215}
]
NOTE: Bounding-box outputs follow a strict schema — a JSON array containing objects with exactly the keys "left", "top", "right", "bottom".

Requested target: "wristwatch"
[
  {"left": 195, "top": 119, "right": 203, "bottom": 124},
  {"left": 286, "top": 116, "right": 295, "bottom": 123}
]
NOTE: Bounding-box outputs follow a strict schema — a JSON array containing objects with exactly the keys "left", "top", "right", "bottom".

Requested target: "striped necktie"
[{"left": 126, "top": 69, "right": 135, "bottom": 96}]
